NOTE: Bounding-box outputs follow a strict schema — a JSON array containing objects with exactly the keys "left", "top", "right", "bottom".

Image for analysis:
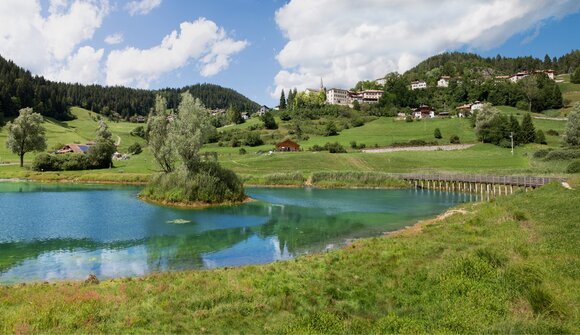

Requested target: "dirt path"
[
  {"left": 362, "top": 144, "right": 474, "bottom": 153},
  {"left": 532, "top": 116, "right": 567, "bottom": 121}
]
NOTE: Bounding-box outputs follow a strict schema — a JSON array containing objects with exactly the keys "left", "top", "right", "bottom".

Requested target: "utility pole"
[{"left": 510, "top": 132, "right": 514, "bottom": 156}]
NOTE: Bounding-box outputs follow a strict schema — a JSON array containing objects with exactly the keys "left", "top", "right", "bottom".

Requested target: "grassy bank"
[{"left": 1, "top": 181, "right": 578, "bottom": 333}]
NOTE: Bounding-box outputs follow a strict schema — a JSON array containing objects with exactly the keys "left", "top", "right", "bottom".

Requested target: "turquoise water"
[{"left": 0, "top": 182, "right": 477, "bottom": 283}]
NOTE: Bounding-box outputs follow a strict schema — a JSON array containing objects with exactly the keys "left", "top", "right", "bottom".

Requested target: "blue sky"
[{"left": 0, "top": 0, "right": 579, "bottom": 107}]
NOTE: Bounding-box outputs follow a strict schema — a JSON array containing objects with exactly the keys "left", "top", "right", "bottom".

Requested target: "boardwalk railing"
[{"left": 396, "top": 174, "right": 565, "bottom": 188}]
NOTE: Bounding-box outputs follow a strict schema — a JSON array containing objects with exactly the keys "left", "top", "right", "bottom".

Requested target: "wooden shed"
[{"left": 276, "top": 139, "right": 300, "bottom": 152}]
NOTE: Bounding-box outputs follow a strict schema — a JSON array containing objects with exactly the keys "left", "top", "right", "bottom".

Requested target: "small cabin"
[{"left": 276, "top": 139, "right": 300, "bottom": 152}]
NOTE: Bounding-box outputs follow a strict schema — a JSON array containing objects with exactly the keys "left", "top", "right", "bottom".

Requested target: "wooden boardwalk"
[{"left": 397, "top": 174, "right": 565, "bottom": 188}]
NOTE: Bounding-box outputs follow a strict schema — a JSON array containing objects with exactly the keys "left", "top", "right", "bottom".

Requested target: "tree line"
[
  {"left": 404, "top": 50, "right": 580, "bottom": 81},
  {"left": 0, "top": 54, "right": 260, "bottom": 121}
]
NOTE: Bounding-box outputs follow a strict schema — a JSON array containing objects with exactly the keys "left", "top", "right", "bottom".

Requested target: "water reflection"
[{"left": 0, "top": 183, "right": 475, "bottom": 283}]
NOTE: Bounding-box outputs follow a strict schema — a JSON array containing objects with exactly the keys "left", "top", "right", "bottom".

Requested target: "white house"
[
  {"left": 535, "top": 69, "right": 556, "bottom": 80},
  {"left": 509, "top": 71, "right": 529, "bottom": 83},
  {"left": 470, "top": 101, "right": 484, "bottom": 112},
  {"left": 256, "top": 105, "right": 270, "bottom": 116},
  {"left": 411, "top": 80, "right": 427, "bottom": 90},
  {"left": 437, "top": 76, "right": 451, "bottom": 88},
  {"left": 413, "top": 105, "right": 435, "bottom": 119},
  {"left": 375, "top": 77, "right": 387, "bottom": 86},
  {"left": 326, "top": 88, "right": 351, "bottom": 105},
  {"left": 361, "top": 90, "right": 383, "bottom": 103},
  {"left": 241, "top": 112, "right": 250, "bottom": 120}
]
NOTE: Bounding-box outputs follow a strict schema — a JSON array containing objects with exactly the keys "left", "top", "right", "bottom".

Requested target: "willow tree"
[
  {"left": 5, "top": 107, "right": 46, "bottom": 167},
  {"left": 147, "top": 96, "right": 176, "bottom": 173},
  {"left": 171, "top": 92, "right": 212, "bottom": 173}
]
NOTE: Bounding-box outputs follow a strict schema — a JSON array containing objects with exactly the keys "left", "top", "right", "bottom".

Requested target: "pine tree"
[
  {"left": 520, "top": 113, "right": 536, "bottom": 144},
  {"left": 571, "top": 67, "right": 580, "bottom": 84},
  {"left": 286, "top": 89, "right": 294, "bottom": 109},
  {"left": 508, "top": 114, "right": 522, "bottom": 145},
  {"left": 279, "top": 89, "right": 286, "bottom": 110},
  {"left": 434, "top": 128, "right": 442, "bottom": 139}
]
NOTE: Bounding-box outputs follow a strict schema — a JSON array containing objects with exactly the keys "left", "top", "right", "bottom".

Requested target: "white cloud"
[
  {"left": 104, "top": 32, "right": 124, "bottom": 45},
  {"left": 46, "top": 46, "right": 104, "bottom": 84},
  {"left": 126, "top": 0, "right": 161, "bottom": 16},
  {"left": 272, "top": 0, "right": 580, "bottom": 97},
  {"left": 0, "top": 0, "right": 109, "bottom": 84},
  {"left": 106, "top": 18, "right": 248, "bottom": 87}
]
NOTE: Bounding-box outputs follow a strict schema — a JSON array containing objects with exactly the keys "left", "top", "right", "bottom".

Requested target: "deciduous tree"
[
  {"left": 147, "top": 95, "right": 176, "bottom": 173},
  {"left": 5, "top": 107, "right": 46, "bottom": 167},
  {"left": 564, "top": 103, "right": 580, "bottom": 146},
  {"left": 171, "top": 92, "right": 212, "bottom": 173}
]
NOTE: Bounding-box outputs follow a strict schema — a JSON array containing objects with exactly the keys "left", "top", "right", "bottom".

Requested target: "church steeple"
[{"left": 320, "top": 77, "right": 324, "bottom": 92}]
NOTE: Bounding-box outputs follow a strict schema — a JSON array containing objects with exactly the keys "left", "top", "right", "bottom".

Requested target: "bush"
[
  {"left": 310, "top": 144, "right": 325, "bottom": 152},
  {"left": 544, "top": 149, "right": 580, "bottom": 161},
  {"left": 566, "top": 160, "right": 580, "bottom": 173},
  {"left": 534, "top": 130, "right": 547, "bottom": 145},
  {"left": 533, "top": 149, "right": 552, "bottom": 159},
  {"left": 279, "top": 111, "right": 292, "bottom": 121},
  {"left": 32, "top": 153, "right": 58, "bottom": 171},
  {"left": 449, "top": 135, "right": 461, "bottom": 144},
  {"left": 405, "top": 115, "right": 413, "bottom": 122},
  {"left": 32, "top": 153, "right": 91, "bottom": 171},
  {"left": 239, "top": 148, "right": 247, "bottom": 155},
  {"left": 516, "top": 100, "right": 529, "bottom": 111},
  {"left": 434, "top": 128, "right": 442, "bottom": 139},
  {"left": 325, "top": 142, "right": 346, "bottom": 153},
  {"left": 350, "top": 141, "right": 366, "bottom": 150},
  {"left": 128, "top": 142, "right": 143, "bottom": 155},
  {"left": 546, "top": 129, "right": 559, "bottom": 136},
  {"left": 243, "top": 132, "right": 263, "bottom": 147},
  {"left": 230, "top": 138, "right": 241, "bottom": 147},
  {"left": 498, "top": 138, "right": 512, "bottom": 148},
  {"left": 351, "top": 118, "right": 364, "bottom": 127},
  {"left": 130, "top": 126, "right": 146, "bottom": 138},
  {"left": 324, "top": 122, "right": 339, "bottom": 136},
  {"left": 60, "top": 154, "right": 90, "bottom": 171},
  {"left": 141, "top": 161, "right": 245, "bottom": 204},
  {"left": 391, "top": 139, "right": 438, "bottom": 147},
  {"left": 261, "top": 112, "right": 278, "bottom": 130}
]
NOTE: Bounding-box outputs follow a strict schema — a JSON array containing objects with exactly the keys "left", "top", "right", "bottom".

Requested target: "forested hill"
[
  {"left": 404, "top": 50, "right": 580, "bottom": 80},
  {"left": 0, "top": 55, "right": 260, "bottom": 121}
]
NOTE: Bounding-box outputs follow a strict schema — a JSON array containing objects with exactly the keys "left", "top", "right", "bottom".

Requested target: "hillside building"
[
  {"left": 411, "top": 80, "right": 427, "bottom": 90},
  {"left": 326, "top": 88, "right": 350, "bottom": 105},
  {"left": 437, "top": 76, "right": 451, "bottom": 88}
]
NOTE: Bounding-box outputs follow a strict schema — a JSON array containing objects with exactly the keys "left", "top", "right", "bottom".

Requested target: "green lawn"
[
  {"left": 1, "top": 181, "right": 577, "bottom": 333},
  {"left": 0, "top": 106, "right": 572, "bottom": 181}
]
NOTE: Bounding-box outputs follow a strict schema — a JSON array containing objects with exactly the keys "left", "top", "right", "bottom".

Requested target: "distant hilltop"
[{"left": 0, "top": 54, "right": 260, "bottom": 121}]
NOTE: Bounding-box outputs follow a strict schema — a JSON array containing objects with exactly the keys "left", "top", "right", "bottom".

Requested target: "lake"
[{"left": 0, "top": 182, "right": 477, "bottom": 283}]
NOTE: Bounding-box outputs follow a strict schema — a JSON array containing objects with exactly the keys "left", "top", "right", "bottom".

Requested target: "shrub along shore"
[{"left": 0, "top": 180, "right": 577, "bottom": 333}]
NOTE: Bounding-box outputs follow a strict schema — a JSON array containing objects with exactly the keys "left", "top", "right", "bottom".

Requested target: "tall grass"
[
  {"left": 241, "top": 172, "right": 306, "bottom": 186},
  {"left": 311, "top": 171, "right": 410, "bottom": 188}
]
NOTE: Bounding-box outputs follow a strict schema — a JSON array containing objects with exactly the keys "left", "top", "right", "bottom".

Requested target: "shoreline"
[{"left": 137, "top": 194, "right": 255, "bottom": 209}]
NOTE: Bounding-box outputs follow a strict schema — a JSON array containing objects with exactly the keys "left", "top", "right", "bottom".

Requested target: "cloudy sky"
[{"left": 0, "top": 0, "right": 579, "bottom": 106}]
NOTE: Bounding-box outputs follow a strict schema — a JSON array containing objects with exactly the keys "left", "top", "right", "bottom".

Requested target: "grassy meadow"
[
  {"left": 0, "top": 180, "right": 577, "bottom": 333},
  {"left": 0, "top": 102, "right": 572, "bottom": 184}
]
